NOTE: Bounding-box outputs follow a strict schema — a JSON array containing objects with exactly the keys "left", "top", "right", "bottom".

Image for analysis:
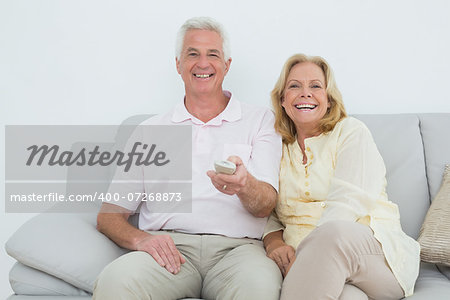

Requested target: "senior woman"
[{"left": 263, "top": 54, "right": 420, "bottom": 300}]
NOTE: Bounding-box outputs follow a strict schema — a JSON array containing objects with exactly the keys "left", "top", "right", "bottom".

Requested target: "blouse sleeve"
[
  {"left": 317, "top": 119, "right": 387, "bottom": 226},
  {"left": 263, "top": 210, "right": 285, "bottom": 239}
]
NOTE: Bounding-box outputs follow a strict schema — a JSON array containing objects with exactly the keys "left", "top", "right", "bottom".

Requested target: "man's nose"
[{"left": 197, "top": 54, "right": 209, "bottom": 68}]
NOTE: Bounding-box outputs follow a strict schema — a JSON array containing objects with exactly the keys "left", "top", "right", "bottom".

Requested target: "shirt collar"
[{"left": 171, "top": 91, "right": 242, "bottom": 125}]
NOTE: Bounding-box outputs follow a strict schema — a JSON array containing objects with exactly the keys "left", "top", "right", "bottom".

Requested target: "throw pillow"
[{"left": 418, "top": 164, "right": 450, "bottom": 266}]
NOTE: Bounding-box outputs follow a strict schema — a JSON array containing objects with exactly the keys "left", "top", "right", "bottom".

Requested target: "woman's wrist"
[{"left": 263, "top": 230, "right": 286, "bottom": 254}]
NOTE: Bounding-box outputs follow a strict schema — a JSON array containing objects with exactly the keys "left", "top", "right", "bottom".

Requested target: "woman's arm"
[
  {"left": 318, "top": 119, "right": 387, "bottom": 226},
  {"left": 264, "top": 230, "right": 296, "bottom": 277}
]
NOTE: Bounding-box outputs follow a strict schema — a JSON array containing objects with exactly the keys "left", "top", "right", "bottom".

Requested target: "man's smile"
[{"left": 194, "top": 73, "right": 214, "bottom": 78}]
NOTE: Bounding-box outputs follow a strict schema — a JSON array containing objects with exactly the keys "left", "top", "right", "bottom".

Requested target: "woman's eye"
[
  {"left": 311, "top": 84, "right": 322, "bottom": 89},
  {"left": 288, "top": 84, "right": 299, "bottom": 88}
]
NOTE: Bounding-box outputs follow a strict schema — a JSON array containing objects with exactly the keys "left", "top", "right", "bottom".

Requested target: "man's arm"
[
  {"left": 237, "top": 171, "right": 277, "bottom": 218},
  {"left": 207, "top": 156, "right": 277, "bottom": 218},
  {"left": 97, "top": 203, "right": 185, "bottom": 274}
]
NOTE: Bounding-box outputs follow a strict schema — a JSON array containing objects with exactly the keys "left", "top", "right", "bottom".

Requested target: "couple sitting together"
[{"left": 93, "top": 17, "right": 420, "bottom": 300}]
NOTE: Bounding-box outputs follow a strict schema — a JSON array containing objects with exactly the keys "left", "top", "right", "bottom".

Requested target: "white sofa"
[{"left": 5, "top": 113, "right": 450, "bottom": 299}]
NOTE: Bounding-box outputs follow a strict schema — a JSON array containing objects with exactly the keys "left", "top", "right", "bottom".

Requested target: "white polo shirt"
[{"left": 108, "top": 91, "right": 282, "bottom": 239}]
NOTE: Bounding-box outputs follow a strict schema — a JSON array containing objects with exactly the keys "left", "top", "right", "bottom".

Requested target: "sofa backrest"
[
  {"left": 353, "top": 114, "right": 430, "bottom": 239},
  {"left": 63, "top": 113, "right": 449, "bottom": 239},
  {"left": 418, "top": 114, "right": 450, "bottom": 201}
]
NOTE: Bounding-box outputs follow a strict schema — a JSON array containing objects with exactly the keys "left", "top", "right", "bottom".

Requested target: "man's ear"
[
  {"left": 176, "top": 57, "right": 181, "bottom": 74},
  {"left": 224, "top": 58, "right": 232, "bottom": 75}
]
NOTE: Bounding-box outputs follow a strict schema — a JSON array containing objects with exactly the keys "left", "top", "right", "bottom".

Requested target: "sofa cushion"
[
  {"left": 437, "top": 265, "right": 450, "bottom": 281},
  {"left": 407, "top": 262, "right": 450, "bottom": 299},
  {"left": 418, "top": 165, "right": 450, "bottom": 266},
  {"left": 353, "top": 114, "right": 429, "bottom": 238},
  {"left": 10, "top": 262, "right": 90, "bottom": 296},
  {"left": 7, "top": 297, "right": 90, "bottom": 300},
  {"left": 419, "top": 114, "right": 450, "bottom": 201},
  {"left": 5, "top": 213, "right": 129, "bottom": 293}
]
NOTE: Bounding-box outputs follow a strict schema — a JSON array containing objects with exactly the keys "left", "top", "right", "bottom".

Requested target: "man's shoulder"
[
  {"left": 239, "top": 101, "right": 274, "bottom": 119},
  {"left": 139, "top": 107, "right": 178, "bottom": 125}
]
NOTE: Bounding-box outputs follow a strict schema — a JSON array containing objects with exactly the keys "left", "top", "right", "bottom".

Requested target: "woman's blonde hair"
[{"left": 271, "top": 54, "right": 347, "bottom": 144}]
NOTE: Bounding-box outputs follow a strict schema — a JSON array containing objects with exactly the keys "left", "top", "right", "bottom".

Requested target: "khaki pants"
[
  {"left": 281, "top": 221, "right": 405, "bottom": 300},
  {"left": 93, "top": 231, "right": 282, "bottom": 300}
]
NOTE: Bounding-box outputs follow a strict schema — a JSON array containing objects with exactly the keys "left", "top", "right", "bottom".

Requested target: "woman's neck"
[
  {"left": 296, "top": 126, "right": 321, "bottom": 151},
  {"left": 296, "top": 125, "right": 321, "bottom": 165}
]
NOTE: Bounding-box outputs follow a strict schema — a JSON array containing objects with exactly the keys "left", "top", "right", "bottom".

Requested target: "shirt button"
[
  {"left": 320, "top": 202, "right": 326, "bottom": 208},
  {"left": 305, "top": 182, "right": 309, "bottom": 186},
  {"left": 306, "top": 147, "right": 311, "bottom": 152},
  {"left": 305, "top": 191, "right": 310, "bottom": 196},
  {"left": 310, "top": 154, "right": 314, "bottom": 159},
  {"left": 305, "top": 174, "right": 309, "bottom": 178}
]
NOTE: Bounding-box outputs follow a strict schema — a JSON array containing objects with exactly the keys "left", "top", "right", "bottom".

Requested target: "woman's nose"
[{"left": 300, "top": 88, "right": 312, "bottom": 98}]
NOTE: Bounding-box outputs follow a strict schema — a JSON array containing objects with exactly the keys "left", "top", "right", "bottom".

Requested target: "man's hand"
[
  {"left": 206, "top": 156, "right": 277, "bottom": 217},
  {"left": 264, "top": 230, "right": 296, "bottom": 277},
  {"left": 206, "top": 156, "right": 247, "bottom": 195},
  {"left": 97, "top": 203, "right": 186, "bottom": 275},
  {"left": 135, "top": 234, "right": 186, "bottom": 274}
]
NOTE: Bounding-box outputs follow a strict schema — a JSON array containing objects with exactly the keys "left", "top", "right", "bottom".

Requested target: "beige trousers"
[
  {"left": 93, "top": 231, "right": 282, "bottom": 300},
  {"left": 281, "top": 221, "right": 405, "bottom": 300}
]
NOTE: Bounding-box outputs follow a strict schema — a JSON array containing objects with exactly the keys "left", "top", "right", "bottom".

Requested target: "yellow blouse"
[{"left": 264, "top": 117, "right": 420, "bottom": 297}]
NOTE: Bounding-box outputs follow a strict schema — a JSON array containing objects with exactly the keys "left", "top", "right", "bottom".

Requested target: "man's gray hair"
[{"left": 175, "top": 17, "right": 231, "bottom": 61}]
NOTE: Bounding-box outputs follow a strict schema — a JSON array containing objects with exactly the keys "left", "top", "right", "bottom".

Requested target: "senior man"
[{"left": 93, "top": 17, "right": 282, "bottom": 300}]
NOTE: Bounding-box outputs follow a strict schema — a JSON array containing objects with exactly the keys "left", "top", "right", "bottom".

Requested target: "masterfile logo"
[{"left": 5, "top": 124, "right": 192, "bottom": 213}]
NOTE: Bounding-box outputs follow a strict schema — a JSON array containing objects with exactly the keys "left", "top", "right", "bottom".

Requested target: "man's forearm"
[
  {"left": 97, "top": 204, "right": 149, "bottom": 250},
  {"left": 97, "top": 203, "right": 185, "bottom": 274},
  {"left": 237, "top": 173, "right": 277, "bottom": 218}
]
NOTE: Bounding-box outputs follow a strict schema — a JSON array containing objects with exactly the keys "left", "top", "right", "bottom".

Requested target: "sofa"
[{"left": 5, "top": 113, "right": 450, "bottom": 299}]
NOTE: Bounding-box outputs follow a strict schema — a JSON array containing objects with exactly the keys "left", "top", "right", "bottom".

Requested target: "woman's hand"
[{"left": 264, "top": 231, "right": 296, "bottom": 277}]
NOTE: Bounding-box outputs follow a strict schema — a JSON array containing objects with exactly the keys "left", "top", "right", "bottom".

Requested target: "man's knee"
[
  {"left": 94, "top": 252, "right": 153, "bottom": 299},
  {"left": 219, "top": 267, "right": 281, "bottom": 300},
  {"left": 229, "top": 244, "right": 282, "bottom": 298},
  {"left": 240, "top": 266, "right": 282, "bottom": 298},
  {"left": 204, "top": 243, "right": 282, "bottom": 300},
  {"left": 94, "top": 251, "right": 202, "bottom": 300}
]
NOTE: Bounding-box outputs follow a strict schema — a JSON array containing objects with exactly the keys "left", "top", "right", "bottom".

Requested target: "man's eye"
[
  {"left": 209, "top": 54, "right": 219, "bottom": 57},
  {"left": 188, "top": 53, "right": 198, "bottom": 56}
]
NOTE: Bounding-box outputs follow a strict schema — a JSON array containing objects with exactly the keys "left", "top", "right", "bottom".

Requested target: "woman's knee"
[
  {"left": 298, "top": 221, "right": 357, "bottom": 249},
  {"left": 339, "top": 284, "right": 368, "bottom": 300}
]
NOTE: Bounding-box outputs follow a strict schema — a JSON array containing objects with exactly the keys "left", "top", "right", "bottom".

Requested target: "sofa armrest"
[{"left": 5, "top": 213, "right": 129, "bottom": 293}]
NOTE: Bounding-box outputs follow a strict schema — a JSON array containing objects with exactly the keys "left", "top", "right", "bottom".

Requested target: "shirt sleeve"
[
  {"left": 317, "top": 119, "right": 387, "bottom": 226},
  {"left": 104, "top": 125, "right": 145, "bottom": 212},
  {"left": 247, "top": 109, "right": 282, "bottom": 192}
]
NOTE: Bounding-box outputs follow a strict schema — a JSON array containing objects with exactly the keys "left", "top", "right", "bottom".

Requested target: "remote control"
[{"left": 214, "top": 160, "right": 236, "bottom": 175}]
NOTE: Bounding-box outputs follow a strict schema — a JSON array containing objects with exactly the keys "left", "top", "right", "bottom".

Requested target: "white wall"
[{"left": 1, "top": 0, "right": 450, "bottom": 297}]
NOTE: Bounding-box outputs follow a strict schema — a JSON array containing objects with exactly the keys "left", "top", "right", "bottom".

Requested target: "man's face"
[{"left": 176, "top": 29, "right": 231, "bottom": 97}]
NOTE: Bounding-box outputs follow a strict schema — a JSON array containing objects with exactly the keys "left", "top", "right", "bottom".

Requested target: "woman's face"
[{"left": 282, "top": 62, "right": 330, "bottom": 133}]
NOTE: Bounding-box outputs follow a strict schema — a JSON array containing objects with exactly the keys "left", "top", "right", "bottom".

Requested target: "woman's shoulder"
[{"left": 333, "top": 116, "right": 370, "bottom": 135}]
